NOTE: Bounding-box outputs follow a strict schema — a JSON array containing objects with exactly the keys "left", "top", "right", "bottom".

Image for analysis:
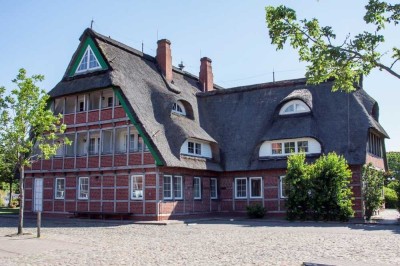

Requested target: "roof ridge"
[
  {"left": 83, "top": 28, "right": 156, "bottom": 62},
  {"left": 197, "top": 78, "right": 309, "bottom": 97}
]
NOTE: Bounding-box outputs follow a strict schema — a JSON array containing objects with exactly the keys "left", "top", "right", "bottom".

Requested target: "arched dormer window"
[
  {"left": 172, "top": 101, "right": 186, "bottom": 116},
  {"left": 259, "top": 137, "right": 321, "bottom": 157},
  {"left": 279, "top": 100, "right": 310, "bottom": 115}
]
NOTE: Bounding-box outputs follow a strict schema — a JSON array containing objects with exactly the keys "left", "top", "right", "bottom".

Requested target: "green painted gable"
[{"left": 69, "top": 37, "right": 108, "bottom": 76}]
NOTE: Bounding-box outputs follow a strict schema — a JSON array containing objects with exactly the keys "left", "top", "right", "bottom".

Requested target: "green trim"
[
  {"left": 113, "top": 87, "right": 164, "bottom": 166},
  {"left": 69, "top": 37, "right": 108, "bottom": 76}
]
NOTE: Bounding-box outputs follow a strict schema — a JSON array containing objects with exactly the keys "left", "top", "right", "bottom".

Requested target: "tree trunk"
[
  {"left": 18, "top": 165, "right": 24, "bottom": 235},
  {"left": 8, "top": 177, "right": 13, "bottom": 208}
]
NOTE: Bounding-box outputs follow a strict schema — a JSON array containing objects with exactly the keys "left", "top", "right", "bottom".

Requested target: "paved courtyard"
[{"left": 0, "top": 216, "right": 399, "bottom": 266}]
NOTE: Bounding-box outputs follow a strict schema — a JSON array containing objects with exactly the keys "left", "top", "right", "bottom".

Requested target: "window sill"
[
  {"left": 180, "top": 154, "right": 210, "bottom": 161},
  {"left": 259, "top": 153, "right": 320, "bottom": 160}
]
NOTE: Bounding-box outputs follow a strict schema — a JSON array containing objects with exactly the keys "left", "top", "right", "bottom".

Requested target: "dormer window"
[
  {"left": 180, "top": 139, "right": 212, "bottom": 158},
  {"left": 172, "top": 101, "right": 186, "bottom": 116},
  {"left": 76, "top": 46, "right": 101, "bottom": 74},
  {"left": 279, "top": 100, "right": 310, "bottom": 115},
  {"left": 259, "top": 138, "right": 321, "bottom": 157}
]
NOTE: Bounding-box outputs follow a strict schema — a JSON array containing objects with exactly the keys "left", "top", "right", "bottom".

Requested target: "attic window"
[
  {"left": 76, "top": 46, "right": 101, "bottom": 74},
  {"left": 180, "top": 139, "right": 212, "bottom": 158},
  {"left": 279, "top": 100, "right": 310, "bottom": 115},
  {"left": 259, "top": 138, "right": 321, "bottom": 157},
  {"left": 172, "top": 101, "right": 186, "bottom": 116}
]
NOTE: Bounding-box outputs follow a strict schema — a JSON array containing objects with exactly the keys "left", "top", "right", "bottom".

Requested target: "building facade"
[{"left": 24, "top": 29, "right": 388, "bottom": 220}]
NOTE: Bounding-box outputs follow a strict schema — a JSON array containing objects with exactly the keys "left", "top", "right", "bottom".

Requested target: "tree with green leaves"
[
  {"left": 0, "top": 143, "right": 17, "bottom": 208},
  {"left": 266, "top": 0, "right": 400, "bottom": 92},
  {"left": 386, "top": 152, "right": 400, "bottom": 211},
  {"left": 0, "top": 69, "right": 67, "bottom": 235}
]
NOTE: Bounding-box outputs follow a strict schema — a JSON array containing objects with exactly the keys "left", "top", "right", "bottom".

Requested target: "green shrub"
[
  {"left": 362, "top": 164, "right": 384, "bottom": 220},
  {"left": 311, "top": 153, "right": 354, "bottom": 221},
  {"left": 285, "top": 153, "right": 354, "bottom": 221},
  {"left": 246, "top": 203, "right": 266, "bottom": 218},
  {"left": 384, "top": 187, "right": 398, "bottom": 209},
  {"left": 285, "top": 153, "right": 312, "bottom": 220}
]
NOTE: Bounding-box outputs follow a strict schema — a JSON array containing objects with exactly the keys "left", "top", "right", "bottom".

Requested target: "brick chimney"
[
  {"left": 156, "top": 39, "right": 172, "bottom": 82},
  {"left": 199, "top": 57, "right": 214, "bottom": 92}
]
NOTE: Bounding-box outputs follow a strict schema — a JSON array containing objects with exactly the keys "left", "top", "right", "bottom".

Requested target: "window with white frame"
[
  {"left": 77, "top": 95, "right": 86, "bottom": 112},
  {"left": 280, "top": 176, "right": 288, "bottom": 198},
  {"left": 102, "top": 130, "right": 113, "bottom": 154},
  {"left": 210, "top": 178, "right": 218, "bottom": 199},
  {"left": 89, "top": 91, "right": 101, "bottom": 111},
  {"left": 55, "top": 178, "right": 65, "bottom": 199},
  {"left": 138, "top": 135, "right": 149, "bottom": 152},
  {"left": 235, "top": 178, "right": 247, "bottom": 199},
  {"left": 279, "top": 100, "right": 310, "bottom": 115},
  {"left": 54, "top": 98, "right": 64, "bottom": 115},
  {"left": 76, "top": 46, "right": 101, "bottom": 74},
  {"left": 64, "top": 134, "right": 75, "bottom": 157},
  {"left": 172, "top": 101, "right": 186, "bottom": 116},
  {"left": 368, "top": 131, "right": 383, "bottom": 157},
  {"left": 163, "top": 175, "right": 183, "bottom": 200},
  {"left": 78, "top": 177, "right": 89, "bottom": 200},
  {"left": 259, "top": 138, "right": 321, "bottom": 157},
  {"left": 129, "top": 133, "right": 136, "bottom": 152},
  {"left": 188, "top": 141, "right": 201, "bottom": 156},
  {"left": 65, "top": 96, "right": 75, "bottom": 114},
  {"left": 101, "top": 90, "right": 114, "bottom": 108},
  {"left": 88, "top": 134, "right": 100, "bottom": 155},
  {"left": 194, "top": 177, "right": 201, "bottom": 199},
  {"left": 77, "top": 132, "right": 87, "bottom": 156},
  {"left": 131, "top": 175, "right": 143, "bottom": 199},
  {"left": 284, "top": 142, "right": 296, "bottom": 154},
  {"left": 55, "top": 139, "right": 64, "bottom": 157},
  {"left": 250, "top": 177, "right": 262, "bottom": 198}
]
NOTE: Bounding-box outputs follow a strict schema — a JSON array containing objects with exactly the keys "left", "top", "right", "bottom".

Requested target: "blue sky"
[{"left": 1, "top": 1, "right": 398, "bottom": 151}]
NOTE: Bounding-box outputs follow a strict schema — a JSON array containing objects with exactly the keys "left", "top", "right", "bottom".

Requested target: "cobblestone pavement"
[{"left": 0, "top": 216, "right": 399, "bottom": 266}]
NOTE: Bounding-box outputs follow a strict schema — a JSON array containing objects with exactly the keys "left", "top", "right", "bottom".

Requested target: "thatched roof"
[{"left": 49, "top": 28, "right": 388, "bottom": 171}]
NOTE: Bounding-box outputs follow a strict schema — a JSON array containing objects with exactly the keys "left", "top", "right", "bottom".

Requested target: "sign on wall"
[{"left": 33, "top": 178, "right": 43, "bottom": 212}]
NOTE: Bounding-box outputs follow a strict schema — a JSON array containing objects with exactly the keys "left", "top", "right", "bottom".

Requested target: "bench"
[{"left": 69, "top": 211, "right": 133, "bottom": 220}]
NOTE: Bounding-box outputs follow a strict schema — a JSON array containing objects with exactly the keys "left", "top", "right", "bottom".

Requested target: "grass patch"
[{"left": 0, "top": 207, "right": 19, "bottom": 215}]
